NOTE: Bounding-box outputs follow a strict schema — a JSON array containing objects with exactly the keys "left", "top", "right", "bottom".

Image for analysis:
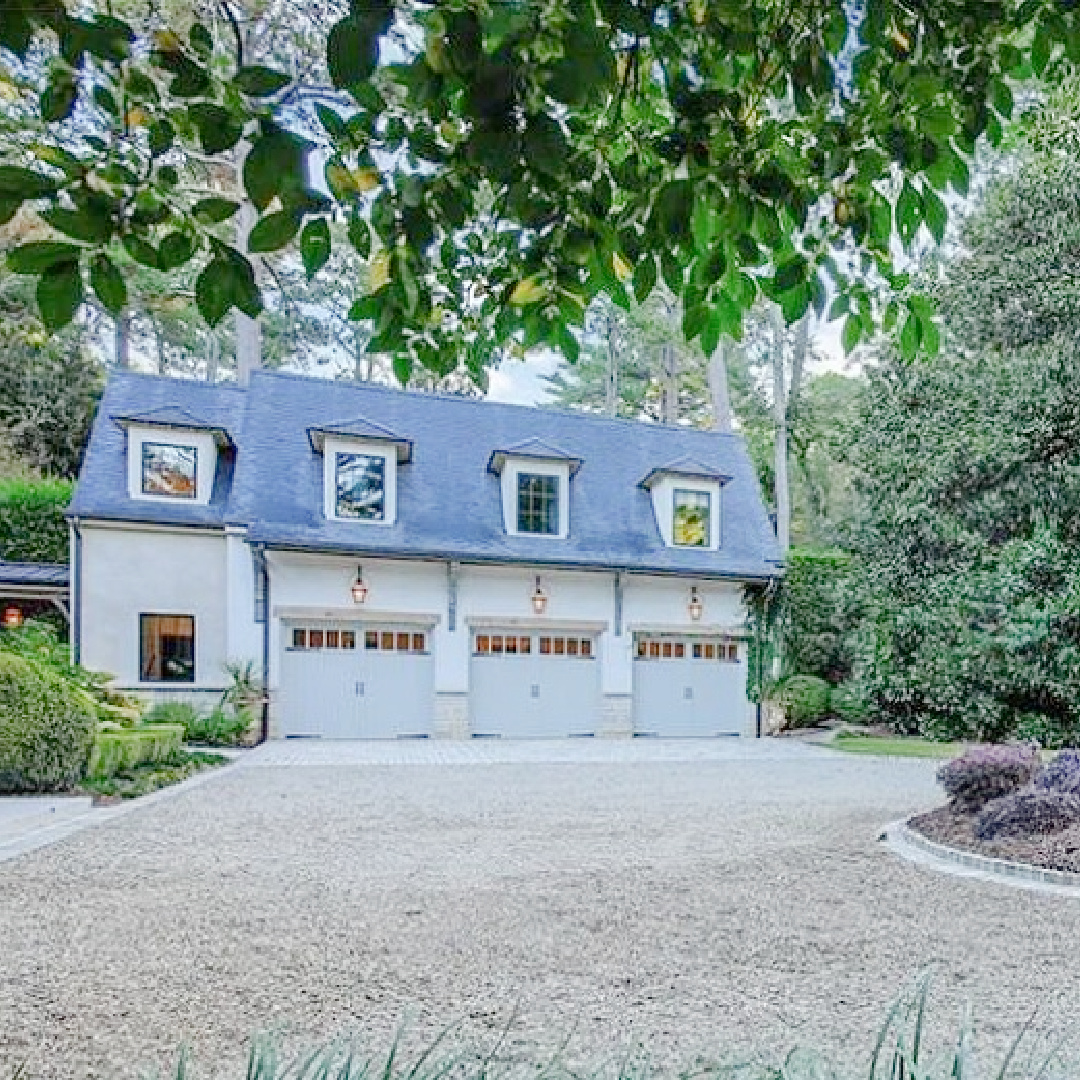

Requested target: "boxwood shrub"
[
  {"left": 0, "top": 652, "right": 97, "bottom": 792},
  {"left": 776, "top": 674, "right": 830, "bottom": 728},
  {"left": 88, "top": 724, "right": 185, "bottom": 781}
]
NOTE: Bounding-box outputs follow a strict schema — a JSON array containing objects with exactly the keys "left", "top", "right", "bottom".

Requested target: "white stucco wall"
[{"left": 79, "top": 524, "right": 232, "bottom": 692}]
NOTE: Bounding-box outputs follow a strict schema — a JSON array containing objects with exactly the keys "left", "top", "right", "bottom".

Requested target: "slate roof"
[
  {"left": 71, "top": 370, "right": 782, "bottom": 580},
  {"left": 0, "top": 561, "right": 69, "bottom": 587},
  {"left": 641, "top": 455, "right": 734, "bottom": 489}
]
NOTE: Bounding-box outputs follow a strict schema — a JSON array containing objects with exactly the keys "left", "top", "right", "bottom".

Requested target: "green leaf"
[
  {"left": 899, "top": 309, "right": 921, "bottom": 361},
  {"left": 896, "top": 181, "right": 921, "bottom": 248},
  {"left": 316, "top": 104, "right": 349, "bottom": 143},
  {"left": 922, "top": 315, "right": 940, "bottom": 356},
  {"left": 193, "top": 197, "right": 240, "bottom": 224},
  {"left": 37, "top": 258, "right": 83, "bottom": 330},
  {"left": 922, "top": 185, "right": 947, "bottom": 244},
  {"left": 8, "top": 242, "right": 81, "bottom": 274},
  {"left": 247, "top": 211, "right": 302, "bottom": 253},
  {"left": 41, "top": 206, "right": 113, "bottom": 244},
  {"left": 349, "top": 295, "right": 381, "bottom": 321},
  {"left": 772, "top": 255, "right": 807, "bottom": 293},
  {"left": 189, "top": 21, "right": 213, "bottom": 54},
  {"left": 0, "top": 166, "right": 59, "bottom": 199},
  {"left": 234, "top": 65, "right": 290, "bottom": 97},
  {"left": 301, "top": 218, "right": 332, "bottom": 278},
  {"left": 919, "top": 105, "right": 956, "bottom": 140},
  {"left": 714, "top": 291, "right": 743, "bottom": 340},
  {"left": 92, "top": 84, "right": 118, "bottom": 115},
  {"left": 327, "top": 16, "right": 381, "bottom": 90},
  {"left": 189, "top": 104, "right": 243, "bottom": 154},
  {"left": 348, "top": 215, "right": 371, "bottom": 259},
  {"left": 148, "top": 119, "right": 174, "bottom": 155},
  {"left": 700, "top": 307, "right": 721, "bottom": 356},
  {"left": 122, "top": 233, "right": 159, "bottom": 269},
  {"left": 692, "top": 197, "right": 718, "bottom": 251},
  {"left": 243, "top": 128, "right": 310, "bottom": 212},
  {"left": 633, "top": 255, "right": 657, "bottom": 303},
  {"left": 90, "top": 252, "right": 126, "bottom": 314},
  {"left": 524, "top": 113, "right": 566, "bottom": 176},
  {"left": 842, "top": 313, "right": 862, "bottom": 354},
  {"left": 661, "top": 249, "right": 683, "bottom": 293},
  {"left": 682, "top": 303, "right": 708, "bottom": 342},
  {"left": 40, "top": 69, "right": 77, "bottom": 121},
  {"left": 195, "top": 250, "right": 261, "bottom": 327},
  {"left": 1032, "top": 24, "right": 1052, "bottom": 76},
  {"left": 158, "top": 231, "right": 196, "bottom": 270},
  {"left": 0, "top": 195, "right": 20, "bottom": 226}
]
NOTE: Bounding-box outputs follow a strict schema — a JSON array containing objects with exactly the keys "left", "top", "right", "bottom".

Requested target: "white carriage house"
[{"left": 70, "top": 371, "right": 781, "bottom": 739}]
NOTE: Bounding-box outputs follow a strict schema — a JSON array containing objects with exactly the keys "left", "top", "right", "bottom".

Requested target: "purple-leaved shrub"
[
  {"left": 936, "top": 743, "right": 1041, "bottom": 811},
  {"left": 1033, "top": 749, "right": 1080, "bottom": 796},
  {"left": 974, "top": 790, "right": 1080, "bottom": 842}
]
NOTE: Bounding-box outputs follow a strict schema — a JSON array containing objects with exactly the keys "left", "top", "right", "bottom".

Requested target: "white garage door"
[
  {"left": 278, "top": 623, "right": 433, "bottom": 738},
  {"left": 470, "top": 630, "right": 600, "bottom": 737},
  {"left": 633, "top": 634, "right": 749, "bottom": 737}
]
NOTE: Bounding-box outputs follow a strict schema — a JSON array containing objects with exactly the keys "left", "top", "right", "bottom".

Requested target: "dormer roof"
[
  {"left": 640, "top": 456, "right": 733, "bottom": 490},
  {"left": 487, "top": 437, "right": 583, "bottom": 477},
  {"left": 112, "top": 406, "right": 234, "bottom": 447},
  {"left": 307, "top": 416, "right": 413, "bottom": 461}
]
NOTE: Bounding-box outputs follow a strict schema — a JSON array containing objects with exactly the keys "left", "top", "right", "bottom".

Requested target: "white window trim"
[
  {"left": 501, "top": 458, "right": 570, "bottom": 539},
  {"left": 323, "top": 436, "right": 397, "bottom": 526},
  {"left": 127, "top": 425, "right": 217, "bottom": 506},
  {"left": 650, "top": 476, "right": 722, "bottom": 550}
]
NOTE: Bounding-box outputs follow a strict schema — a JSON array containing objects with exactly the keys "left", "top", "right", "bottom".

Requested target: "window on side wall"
[
  {"left": 140, "top": 614, "right": 195, "bottom": 683},
  {"left": 142, "top": 442, "right": 198, "bottom": 499},
  {"left": 673, "top": 488, "right": 711, "bottom": 547},
  {"left": 517, "top": 472, "right": 559, "bottom": 535},
  {"left": 335, "top": 452, "right": 385, "bottom": 520}
]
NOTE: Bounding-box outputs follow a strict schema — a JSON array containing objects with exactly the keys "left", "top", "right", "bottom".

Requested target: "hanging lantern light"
[
  {"left": 688, "top": 586, "right": 704, "bottom": 621},
  {"left": 2, "top": 605, "right": 23, "bottom": 628},
  {"left": 350, "top": 565, "right": 369, "bottom": 604},
  {"left": 531, "top": 575, "right": 548, "bottom": 615}
]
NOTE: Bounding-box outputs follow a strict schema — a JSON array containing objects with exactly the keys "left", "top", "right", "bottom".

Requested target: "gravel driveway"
[{"left": 2, "top": 738, "right": 1080, "bottom": 1080}]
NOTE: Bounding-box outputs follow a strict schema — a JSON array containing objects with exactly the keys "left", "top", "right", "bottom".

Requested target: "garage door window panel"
[{"left": 140, "top": 614, "right": 195, "bottom": 682}]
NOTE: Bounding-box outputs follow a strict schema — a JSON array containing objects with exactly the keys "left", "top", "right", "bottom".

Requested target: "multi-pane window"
[
  {"left": 335, "top": 452, "right": 385, "bottom": 520},
  {"left": 142, "top": 443, "right": 197, "bottom": 499},
  {"left": 140, "top": 614, "right": 195, "bottom": 682},
  {"left": 673, "top": 488, "right": 711, "bottom": 547},
  {"left": 635, "top": 635, "right": 739, "bottom": 662},
  {"left": 290, "top": 626, "right": 425, "bottom": 652},
  {"left": 517, "top": 473, "right": 559, "bottom": 535},
  {"left": 473, "top": 633, "right": 593, "bottom": 658},
  {"left": 474, "top": 634, "right": 533, "bottom": 655}
]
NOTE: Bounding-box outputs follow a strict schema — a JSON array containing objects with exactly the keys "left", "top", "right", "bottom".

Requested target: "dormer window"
[
  {"left": 673, "top": 488, "right": 711, "bottom": 547},
  {"left": 517, "top": 473, "right": 560, "bottom": 535},
  {"left": 309, "top": 418, "right": 411, "bottom": 527},
  {"left": 335, "top": 452, "right": 386, "bottom": 520},
  {"left": 142, "top": 442, "right": 198, "bottom": 500},
  {"left": 642, "top": 458, "right": 731, "bottom": 551},
  {"left": 489, "top": 438, "right": 582, "bottom": 540},
  {"left": 116, "top": 409, "right": 229, "bottom": 507}
]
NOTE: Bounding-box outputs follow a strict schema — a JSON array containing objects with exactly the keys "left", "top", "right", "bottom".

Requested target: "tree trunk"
[
  {"left": 354, "top": 326, "right": 368, "bottom": 381},
  {"left": 660, "top": 343, "right": 679, "bottom": 423},
  {"left": 604, "top": 311, "right": 619, "bottom": 417},
  {"left": 206, "top": 329, "right": 220, "bottom": 384},
  {"left": 234, "top": 143, "right": 262, "bottom": 385},
  {"left": 708, "top": 339, "right": 734, "bottom": 433},
  {"left": 114, "top": 310, "right": 130, "bottom": 369},
  {"left": 771, "top": 312, "right": 791, "bottom": 554}
]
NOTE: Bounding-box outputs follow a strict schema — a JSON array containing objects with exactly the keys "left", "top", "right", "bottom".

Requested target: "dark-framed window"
[
  {"left": 142, "top": 442, "right": 198, "bottom": 499},
  {"left": 335, "top": 452, "right": 385, "bottom": 520},
  {"left": 140, "top": 614, "right": 195, "bottom": 682},
  {"left": 517, "top": 472, "right": 559, "bottom": 535},
  {"left": 673, "top": 488, "right": 711, "bottom": 547}
]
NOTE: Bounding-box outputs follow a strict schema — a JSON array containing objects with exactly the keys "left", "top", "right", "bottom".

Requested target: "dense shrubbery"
[
  {"left": 1034, "top": 749, "right": 1080, "bottom": 796},
  {"left": 936, "top": 744, "right": 1041, "bottom": 811},
  {"left": 827, "top": 683, "right": 870, "bottom": 723},
  {"left": 145, "top": 700, "right": 253, "bottom": 746},
  {"left": 88, "top": 725, "right": 185, "bottom": 780},
  {"left": 974, "top": 790, "right": 1080, "bottom": 842},
  {"left": 0, "top": 652, "right": 97, "bottom": 792},
  {"left": 0, "top": 477, "right": 73, "bottom": 563},
  {"left": 774, "top": 674, "right": 830, "bottom": 728}
]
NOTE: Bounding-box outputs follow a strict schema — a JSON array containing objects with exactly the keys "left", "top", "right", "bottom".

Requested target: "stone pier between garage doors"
[{"left": 264, "top": 553, "right": 759, "bottom": 740}]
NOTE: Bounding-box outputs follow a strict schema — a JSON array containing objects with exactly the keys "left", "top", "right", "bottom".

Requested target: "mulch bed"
[{"left": 909, "top": 805, "right": 1080, "bottom": 875}]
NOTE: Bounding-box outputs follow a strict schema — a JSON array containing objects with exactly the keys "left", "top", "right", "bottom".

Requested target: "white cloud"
[{"left": 486, "top": 350, "right": 564, "bottom": 406}]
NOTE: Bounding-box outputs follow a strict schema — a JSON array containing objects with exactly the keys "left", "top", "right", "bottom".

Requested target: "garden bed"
[
  {"left": 909, "top": 804, "right": 1080, "bottom": 874},
  {"left": 78, "top": 750, "right": 228, "bottom": 802}
]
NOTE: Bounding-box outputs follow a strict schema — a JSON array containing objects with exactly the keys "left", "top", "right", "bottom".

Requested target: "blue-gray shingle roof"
[{"left": 71, "top": 370, "right": 782, "bottom": 580}]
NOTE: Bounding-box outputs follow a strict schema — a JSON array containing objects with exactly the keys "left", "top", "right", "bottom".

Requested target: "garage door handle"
[
  {"left": 531, "top": 684, "right": 540, "bottom": 699},
  {"left": 355, "top": 681, "right": 365, "bottom": 697}
]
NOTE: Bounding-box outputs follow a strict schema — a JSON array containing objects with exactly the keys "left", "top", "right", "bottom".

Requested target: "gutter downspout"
[
  {"left": 252, "top": 544, "right": 270, "bottom": 744},
  {"left": 70, "top": 518, "right": 83, "bottom": 665}
]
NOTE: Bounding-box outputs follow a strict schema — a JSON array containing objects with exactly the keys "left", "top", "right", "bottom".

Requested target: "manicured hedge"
[
  {"left": 88, "top": 724, "right": 185, "bottom": 780},
  {"left": 0, "top": 652, "right": 97, "bottom": 792},
  {"left": 0, "top": 478, "right": 73, "bottom": 563},
  {"left": 775, "top": 674, "right": 830, "bottom": 728}
]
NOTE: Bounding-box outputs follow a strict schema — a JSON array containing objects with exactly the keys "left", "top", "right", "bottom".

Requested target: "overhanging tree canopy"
[{"left": 1, "top": 0, "right": 1075, "bottom": 380}]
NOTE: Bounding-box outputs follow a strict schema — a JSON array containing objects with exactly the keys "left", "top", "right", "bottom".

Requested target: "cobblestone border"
[{"left": 887, "top": 816, "right": 1080, "bottom": 898}]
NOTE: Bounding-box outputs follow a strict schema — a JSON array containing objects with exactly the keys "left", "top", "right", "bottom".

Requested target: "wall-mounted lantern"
[
  {"left": 350, "top": 565, "right": 369, "bottom": 604},
  {"left": 531, "top": 576, "right": 548, "bottom": 615},
  {"left": 688, "top": 586, "right": 704, "bottom": 621}
]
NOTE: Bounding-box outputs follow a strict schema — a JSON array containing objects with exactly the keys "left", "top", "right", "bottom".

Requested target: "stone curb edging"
[
  {"left": 0, "top": 747, "right": 262, "bottom": 865},
  {"left": 887, "top": 815, "right": 1080, "bottom": 898}
]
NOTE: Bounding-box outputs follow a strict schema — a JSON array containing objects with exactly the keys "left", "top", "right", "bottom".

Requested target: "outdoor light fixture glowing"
[
  {"left": 531, "top": 576, "right": 548, "bottom": 615},
  {"left": 350, "top": 566, "right": 369, "bottom": 604},
  {"left": 2, "top": 606, "right": 23, "bottom": 628},
  {"left": 688, "top": 587, "right": 704, "bottom": 621}
]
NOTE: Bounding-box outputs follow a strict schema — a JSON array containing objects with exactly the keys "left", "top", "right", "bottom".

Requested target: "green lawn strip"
[
  {"left": 830, "top": 734, "right": 965, "bottom": 759},
  {"left": 78, "top": 750, "right": 228, "bottom": 799}
]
